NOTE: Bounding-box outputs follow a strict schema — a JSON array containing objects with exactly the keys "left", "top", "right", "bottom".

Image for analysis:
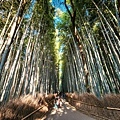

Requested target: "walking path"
[{"left": 45, "top": 100, "right": 95, "bottom": 120}]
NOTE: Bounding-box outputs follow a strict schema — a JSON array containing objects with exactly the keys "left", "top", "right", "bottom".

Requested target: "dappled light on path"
[{"left": 45, "top": 100, "right": 95, "bottom": 120}]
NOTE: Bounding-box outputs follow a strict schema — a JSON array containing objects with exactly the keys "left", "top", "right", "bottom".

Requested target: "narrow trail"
[{"left": 45, "top": 100, "right": 95, "bottom": 120}]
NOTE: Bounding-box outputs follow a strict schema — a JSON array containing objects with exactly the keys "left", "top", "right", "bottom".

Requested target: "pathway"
[{"left": 45, "top": 100, "right": 95, "bottom": 120}]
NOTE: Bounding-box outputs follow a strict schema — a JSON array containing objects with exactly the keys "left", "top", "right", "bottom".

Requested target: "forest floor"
[{"left": 43, "top": 99, "right": 95, "bottom": 120}]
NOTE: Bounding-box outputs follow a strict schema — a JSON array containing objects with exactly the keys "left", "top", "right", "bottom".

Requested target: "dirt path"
[{"left": 45, "top": 100, "right": 95, "bottom": 120}]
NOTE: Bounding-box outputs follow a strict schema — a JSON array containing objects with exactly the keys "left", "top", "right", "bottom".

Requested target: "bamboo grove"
[
  {"left": 59, "top": 0, "right": 120, "bottom": 97},
  {"left": 0, "top": 0, "right": 59, "bottom": 103},
  {"left": 0, "top": 0, "right": 120, "bottom": 104}
]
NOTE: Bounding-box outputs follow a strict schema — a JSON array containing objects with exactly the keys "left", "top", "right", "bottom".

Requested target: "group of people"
[{"left": 54, "top": 92, "right": 63, "bottom": 109}]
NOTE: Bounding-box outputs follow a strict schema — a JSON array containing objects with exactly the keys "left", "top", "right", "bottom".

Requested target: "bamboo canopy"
[{"left": 0, "top": 0, "right": 120, "bottom": 104}]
